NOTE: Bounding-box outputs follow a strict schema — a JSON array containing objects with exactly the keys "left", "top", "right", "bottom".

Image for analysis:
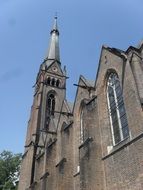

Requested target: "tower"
[
  {"left": 18, "top": 16, "right": 143, "bottom": 190},
  {"left": 18, "top": 17, "right": 73, "bottom": 190}
]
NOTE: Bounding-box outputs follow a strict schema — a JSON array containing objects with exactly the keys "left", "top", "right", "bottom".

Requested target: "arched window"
[
  {"left": 51, "top": 78, "right": 55, "bottom": 86},
  {"left": 45, "top": 93, "right": 55, "bottom": 129},
  {"left": 47, "top": 77, "right": 51, "bottom": 85},
  {"left": 107, "top": 73, "right": 129, "bottom": 145},
  {"left": 80, "top": 108, "right": 84, "bottom": 144},
  {"left": 56, "top": 79, "right": 60, "bottom": 87},
  {"left": 47, "top": 94, "right": 55, "bottom": 116}
]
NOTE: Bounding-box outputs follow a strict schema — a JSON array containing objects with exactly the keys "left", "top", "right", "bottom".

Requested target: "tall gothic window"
[
  {"left": 80, "top": 108, "right": 84, "bottom": 144},
  {"left": 45, "top": 93, "right": 55, "bottom": 129},
  {"left": 107, "top": 73, "right": 129, "bottom": 145},
  {"left": 47, "top": 94, "right": 55, "bottom": 116}
]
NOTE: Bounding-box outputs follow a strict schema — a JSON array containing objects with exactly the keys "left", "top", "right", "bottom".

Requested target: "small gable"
[{"left": 45, "top": 60, "right": 64, "bottom": 76}]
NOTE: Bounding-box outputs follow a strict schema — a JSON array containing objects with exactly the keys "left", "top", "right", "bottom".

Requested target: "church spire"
[{"left": 46, "top": 16, "right": 60, "bottom": 63}]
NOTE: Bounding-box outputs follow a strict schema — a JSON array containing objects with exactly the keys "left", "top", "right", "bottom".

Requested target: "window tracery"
[
  {"left": 45, "top": 93, "right": 55, "bottom": 129},
  {"left": 107, "top": 73, "right": 129, "bottom": 145}
]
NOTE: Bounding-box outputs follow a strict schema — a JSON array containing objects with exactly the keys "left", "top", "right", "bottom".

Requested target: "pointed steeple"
[{"left": 46, "top": 16, "right": 60, "bottom": 63}]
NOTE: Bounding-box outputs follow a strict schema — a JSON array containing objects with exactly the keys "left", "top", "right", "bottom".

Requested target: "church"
[{"left": 18, "top": 17, "right": 143, "bottom": 190}]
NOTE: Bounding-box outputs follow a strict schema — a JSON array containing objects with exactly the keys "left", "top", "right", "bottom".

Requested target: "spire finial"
[
  {"left": 55, "top": 12, "right": 58, "bottom": 19},
  {"left": 51, "top": 13, "right": 59, "bottom": 35}
]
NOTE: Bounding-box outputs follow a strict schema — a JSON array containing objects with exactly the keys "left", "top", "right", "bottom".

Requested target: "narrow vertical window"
[
  {"left": 107, "top": 73, "right": 129, "bottom": 145},
  {"left": 56, "top": 79, "right": 60, "bottom": 87},
  {"left": 51, "top": 78, "right": 55, "bottom": 86},
  {"left": 45, "top": 93, "right": 55, "bottom": 129},
  {"left": 80, "top": 109, "right": 84, "bottom": 144},
  {"left": 47, "top": 94, "right": 55, "bottom": 116},
  {"left": 47, "top": 77, "right": 51, "bottom": 85}
]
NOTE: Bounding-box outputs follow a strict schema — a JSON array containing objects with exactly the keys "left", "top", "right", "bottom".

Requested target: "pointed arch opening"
[
  {"left": 51, "top": 78, "right": 55, "bottom": 86},
  {"left": 80, "top": 108, "right": 84, "bottom": 144},
  {"left": 47, "top": 93, "right": 55, "bottom": 116},
  {"left": 45, "top": 92, "right": 56, "bottom": 129},
  {"left": 56, "top": 79, "right": 60, "bottom": 87},
  {"left": 107, "top": 73, "right": 129, "bottom": 145},
  {"left": 79, "top": 100, "right": 86, "bottom": 144},
  {"left": 47, "top": 77, "right": 51, "bottom": 85}
]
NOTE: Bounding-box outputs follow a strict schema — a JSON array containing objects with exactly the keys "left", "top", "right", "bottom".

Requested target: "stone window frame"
[
  {"left": 106, "top": 72, "right": 129, "bottom": 145},
  {"left": 80, "top": 108, "right": 84, "bottom": 144},
  {"left": 46, "top": 76, "right": 61, "bottom": 88},
  {"left": 79, "top": 100, "right": 86, "bottom": 144},
  {"left": 47, "top": 93, "right": 55, "bottom": 116},
  {"left": 44, "top": 90, "right": 56, "bottom": 129}
]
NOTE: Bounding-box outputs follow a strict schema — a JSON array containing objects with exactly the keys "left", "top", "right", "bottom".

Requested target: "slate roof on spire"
[{"left": 46, "top": 16, "right": 60, "bottom": 64}]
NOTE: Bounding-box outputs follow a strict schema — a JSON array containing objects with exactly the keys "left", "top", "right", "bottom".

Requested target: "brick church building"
[{"left": 18, "top": 17, "right": 143, "bottom": 190}]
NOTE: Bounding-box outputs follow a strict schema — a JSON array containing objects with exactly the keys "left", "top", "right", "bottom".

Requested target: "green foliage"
[
  {"left": 0, "top": 150, "right": 22, "bottom": 190},
  {"left": 2, "top": 180, "right": 14, "bottom": 190}
]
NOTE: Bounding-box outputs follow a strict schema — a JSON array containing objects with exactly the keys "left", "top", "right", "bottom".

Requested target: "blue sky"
[{"left": 0, "top": 0, "right": 143, "bottom": 153}]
